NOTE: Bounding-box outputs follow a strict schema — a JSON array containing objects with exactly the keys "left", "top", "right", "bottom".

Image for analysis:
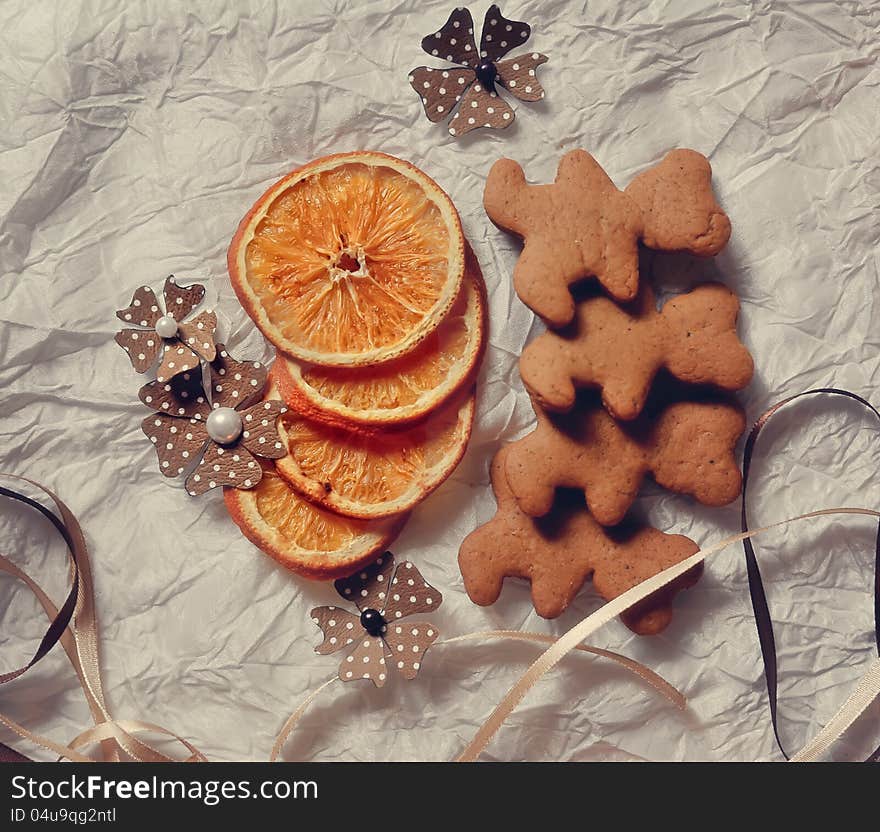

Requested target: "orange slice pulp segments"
[
  {"left": 228, "top": 152, "right": 465, "bottom": 367},
  {"left": 270, "top": 379, "right": 476, "bottom": 519},
  {"left": 224, "top": 462, "right": 405, "bottom": 580},
  {"left": 274, "top": 243, "right": 486, "bottom": 429}
]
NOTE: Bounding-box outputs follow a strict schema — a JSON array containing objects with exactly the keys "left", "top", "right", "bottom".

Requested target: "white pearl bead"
[
  {"left": 206, "top": 407, "right": 243, "bottom": 444},
  {"left": 155, "top": 315, "right": 178, "bottom": 338}
]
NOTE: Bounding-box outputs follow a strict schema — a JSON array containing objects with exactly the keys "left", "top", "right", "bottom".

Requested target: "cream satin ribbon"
[
  {"left": 271, "top": 630, "right": 686, "bottom": 762},
  {"left": 0, "top": 475, "right": 207, "bottom": 763},
  {"left": 8, "top": 476, "right": 683, "bottom": 764},
  {"left": 6, "top": 478, "right": 877, "bottom": 763},
  {"left": 456, "top": 507, "right": 880, "bottom": 762}
]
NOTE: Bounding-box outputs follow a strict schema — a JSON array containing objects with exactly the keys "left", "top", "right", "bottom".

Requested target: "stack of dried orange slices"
[{"left": 224, "top": 152, "right": 487, "bottom": 580}]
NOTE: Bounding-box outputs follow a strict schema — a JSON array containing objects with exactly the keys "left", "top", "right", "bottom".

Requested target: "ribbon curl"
[
  {"left": 271, "top": 631, "right": 686, "bottom": 762},
  {"left": 0, "top": 475, "right": 206, "bottom": 763}
]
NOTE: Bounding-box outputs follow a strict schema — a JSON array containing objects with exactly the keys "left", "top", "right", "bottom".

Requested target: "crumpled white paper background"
[{"left": 1, "top": 0, "right": 879, "bottom": 762}]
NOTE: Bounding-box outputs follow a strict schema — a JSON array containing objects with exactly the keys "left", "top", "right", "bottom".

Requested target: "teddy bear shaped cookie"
[
  {"left": 504, "top": 392, "right": 745, "bottom": 526},
  {"left": 459, "top": 447, "right": 703, "bottom": 634},
  {"left": 519, "top": 282, "right": 754, "bottom": 420},
  {"left": 483, "top": 148, "right": 731, "bottom": 327}
]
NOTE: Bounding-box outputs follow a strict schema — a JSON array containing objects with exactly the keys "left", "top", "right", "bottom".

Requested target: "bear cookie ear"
[
  {"left": 624, "top": 149, "right": 731, "bottom": 257},
  {"left": 483, "top": 157, "right": 530, "bottom": 234}
]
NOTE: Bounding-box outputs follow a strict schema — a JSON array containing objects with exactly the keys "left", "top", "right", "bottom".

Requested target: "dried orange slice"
[
  {"left": 270, "top": 379, "right": 475, "bottom": 519},
  {"left": 273, "top": 243, "right": 487, "bottom": 429},
  {"left": 228, "top": 152, "right": 465, "bottom": 367},
  {"left": 224, "top": 462, "right": 405, "bottom": 580}
]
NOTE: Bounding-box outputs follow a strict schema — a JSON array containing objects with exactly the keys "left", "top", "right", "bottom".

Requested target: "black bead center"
[
  {"left": 475, "top": 60, "right": 497, "bottom": 91},
  {"left": 360, "top": 608, "right": 386, "bottom": 637}
]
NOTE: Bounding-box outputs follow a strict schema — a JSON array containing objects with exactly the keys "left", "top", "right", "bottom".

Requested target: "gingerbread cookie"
[
  {"left": 458, "top": 447, "right": 703, "bottom": 634},
  {"left": 504, "top": 393, "right": 745, "bottom": 525},
  {"left": 483, "top": 148, "right": 730, "bottom": 327},
  {"left": 520, "top": 283, "right": 754, "bottom": 420}
]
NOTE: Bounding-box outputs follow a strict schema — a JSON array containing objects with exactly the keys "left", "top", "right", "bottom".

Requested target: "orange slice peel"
[{"left": 224, "top": 462, "right": 406, "bottom": 580}]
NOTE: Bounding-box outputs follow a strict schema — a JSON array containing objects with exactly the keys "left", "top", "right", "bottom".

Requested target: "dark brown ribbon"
[
  {"left": 0, "top": 743, "right": 32, "bottom": 763},
  {"left": 0, "top": 476, "right": 208, "bottom": 763},
  {"left": 742, "top": 388, "right": 880, "bottom": 762},
  {"left": 0, "top": 484, "right": 80, "bottom": 685},
  {"left": 0, "top": 481, "right": 84, "bottom": 763}
]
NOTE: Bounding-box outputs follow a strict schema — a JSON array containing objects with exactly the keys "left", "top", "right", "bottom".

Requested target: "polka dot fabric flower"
[
  {"left": 115, "top": 276, "right": 217, "bottom": 383},
  {"left": 138, "top": 344, "right": 288, "bottom": 496},
  {"left": 310, "top": 552, "right": 442, "bottom": 688},
  {"left": 409, "top": 4, "right": 548, "bottom": 138}
]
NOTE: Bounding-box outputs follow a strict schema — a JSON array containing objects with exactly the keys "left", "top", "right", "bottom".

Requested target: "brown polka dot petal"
[
  {"left": 420, "top": 6, "right": 478, "bottom": 67},
  {"left": 310, "top": 606, "right": 361, "bottom": 655},
  {"left": 496, "top": 52, "right": 548, "bottom": 102},
  {"left": 138, "top": 373, "right": 211, "bottom": 420},
  {"left": 239, "top": 400, "right": 288, "bottom": 460},
  {"left": 338, "top": 635, "right": 388, "bottom": 687},
  {"left": 382, "top": 560, "right": 443, "bottom": 620},
  {"left": 156, "top": 342, "right": 202, "bottom": 384},
  {"left": 115, "top": 284, "right": 161, "bottom": 328},
  {"left": 480, "top": 4, "right": 531, "bottom": 62},
  {"left": 176, "top": 310, "right": 217, "bottom": 362},
  {"left": 383, "top": 619, "right": 440, "bottom": 681},
  {"left": 162, "top": 275, "right": 205, "bottom": 322},
  {"left": 334, "top": 552, "right": 396, "bottom": 612},
  {"left": 141, "top": 414, "right": 208, "bottom": 479},
  {"left": 447, "top": 81, "right": 513, "bottom": 137},
  {"left": 210, "top": 345, "right": 268, "bottom": 410},
  {"left": 115, "top": 329, "right": 163, "bottom": 373},
  {"left": 409, "top": 66, "right": 475, "bottom": 123},
  {"left": 185, "top": 441, "right": 260, "bottom": 496}
]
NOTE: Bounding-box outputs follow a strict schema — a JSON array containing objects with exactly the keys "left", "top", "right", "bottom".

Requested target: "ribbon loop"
[
  {"left": 740, "top": 388, "right": 880, "bottom": 762},
  {"left": 0, "top": 475, "right": 206, "bottom": 763},
  {"left": 0, "top": 482, "right": 79, "bottom": 686},
  {"left": 272, "top": 631, "right": 686, "bottom": 762}
]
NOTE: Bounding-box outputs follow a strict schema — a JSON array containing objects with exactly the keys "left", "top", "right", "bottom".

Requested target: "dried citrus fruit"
[
  {"left": 224, "top": 462, "right": 405, "bottom": 580},
  {"left": 274, "top": 242, "right": 486, "bottom": 429},
  {"left": 271, "top": 380, "right": 476, "bottom": 519},
  {"left": 228, "top": 151, "right": 465, "bottom": 367}
]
